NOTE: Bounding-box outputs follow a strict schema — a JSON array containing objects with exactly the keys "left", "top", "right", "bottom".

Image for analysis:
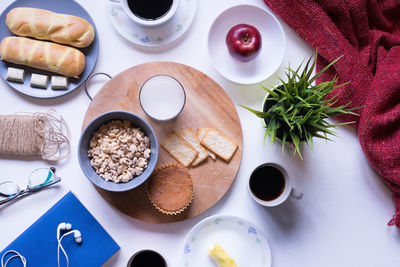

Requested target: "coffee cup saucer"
[{"left": 108, "top": 0, "right": 197, "bottom": 47}]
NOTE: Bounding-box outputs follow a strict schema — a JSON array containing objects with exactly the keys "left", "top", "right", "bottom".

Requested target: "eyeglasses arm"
[
  {"left": 1, "top": 176, "right": 61, "bottom": 205},
  {"left": 0, "top": 193, "right": 20, "bottom": 205},
  {"left": 0, "top": 168, "right": 61, "bottom": 206},
  {"left": 26, "top": 175, "right": 61, "bottom": 193}
]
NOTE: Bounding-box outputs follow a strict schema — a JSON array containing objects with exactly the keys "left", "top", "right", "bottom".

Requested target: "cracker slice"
[
  {"left": 196, "top": 128, "right": 216, "bottom": 160},
  {"left": 181, "top": 128, "right": 209, "bottom": 166},
  {"left": 161, "top": 131, "right": 198, "bottom": 167},
  {"left": 200, "top": 128, "right": 238, "bottom": 162}
]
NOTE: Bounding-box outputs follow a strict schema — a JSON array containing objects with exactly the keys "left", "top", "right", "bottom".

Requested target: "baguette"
[
  {"left": 0, "top": 36, "right": 85, "bottom": 78},
  {"left": 6, "top": 7, "right": 95, "bottom": 48}
]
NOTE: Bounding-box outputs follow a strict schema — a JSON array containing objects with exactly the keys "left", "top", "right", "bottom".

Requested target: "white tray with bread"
[{"left": 0, "top": 0, "right": 99, "bottom": 99}]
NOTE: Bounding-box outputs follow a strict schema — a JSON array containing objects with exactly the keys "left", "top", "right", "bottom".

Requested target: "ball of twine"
[{"left": 0, "top": 109, "right": 70, "bottom": 161}]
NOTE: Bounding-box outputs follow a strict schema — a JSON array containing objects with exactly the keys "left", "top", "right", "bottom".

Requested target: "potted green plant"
[{"left": 240, "top": 53, "right": 358, "bottom": 158}]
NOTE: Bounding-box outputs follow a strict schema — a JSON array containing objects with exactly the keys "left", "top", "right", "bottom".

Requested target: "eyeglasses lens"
[
  {"left": 28, "top": 168, "right": 55, "bottom": 189},
  {"left": 0, "top": 182, "right": 19, "bottom": 200}
]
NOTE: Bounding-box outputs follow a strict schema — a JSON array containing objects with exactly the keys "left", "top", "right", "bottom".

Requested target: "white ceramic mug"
[
  {"left": 111, "top": 0, "right": 180, "bottom": 27},
  {"left": 127, "top": 249, "right": 168, "bottom": 266},
  {"left": 248, "top": 163, "right": 302, "bottom": 207}
]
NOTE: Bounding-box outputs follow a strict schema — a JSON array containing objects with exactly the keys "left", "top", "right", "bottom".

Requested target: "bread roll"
[
  {"left": 6, "top": 7, "right": 95, "bottom": 48},
  {"left": 0, "top": 36, "right": 85, "bottom": 78}
]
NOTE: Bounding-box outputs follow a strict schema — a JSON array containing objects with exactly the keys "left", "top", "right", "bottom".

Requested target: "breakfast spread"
[
  {"left": 5, "top": 7, "right": 95, "bottom": 48},
  {"left": 88, "top": 120, "right": 151, "bottom": 183},
  {"left": 30, "top": 73, "right": 49, "bottom": 89},
  {"left": 0, "top": 0, "right": 250, "bottom": 263},
  {"left": 0, "top": 36, "right": 85, "bottom": 78},
  {"left": 6, "top": 67, "right": 24, "bottom": 83},
  {"left": 147, "top": 163, "right": 193, "bottom": 215},
  {"left": 208, "top": 243, "right": 238, "bottom": 267}
]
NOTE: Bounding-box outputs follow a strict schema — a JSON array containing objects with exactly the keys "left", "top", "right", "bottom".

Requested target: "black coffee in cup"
[
  {"left": 127, "top": 0, "right": 173, "bottom": 20},
  {"left": 249, "top": 164, "right": 285, "bottom": 201},
  {"left": 128, "top": 250, "right": 166, "bottom": 267}
]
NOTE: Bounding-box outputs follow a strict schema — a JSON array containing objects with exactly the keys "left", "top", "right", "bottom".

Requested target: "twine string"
[{"left": 0, "top": 110, "right": 70, "bottom": 161}]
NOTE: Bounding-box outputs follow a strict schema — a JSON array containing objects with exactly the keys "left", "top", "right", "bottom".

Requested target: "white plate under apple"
[{"left": 208, "top": 4, "right": 286, "bottom": 84}]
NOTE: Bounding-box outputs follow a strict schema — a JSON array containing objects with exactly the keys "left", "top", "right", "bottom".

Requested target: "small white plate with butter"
[{"left": 182, "top": 214, "right": 271, "bottom": 267}]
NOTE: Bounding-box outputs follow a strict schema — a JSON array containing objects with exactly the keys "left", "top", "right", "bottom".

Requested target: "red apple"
[{"left": 226, "top": 24, "right": 262, "bottom": 62}]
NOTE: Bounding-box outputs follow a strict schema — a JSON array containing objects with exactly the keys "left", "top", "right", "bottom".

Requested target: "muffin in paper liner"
[{"left": 147, "top": 163, "right": 194, "bottom": 215}]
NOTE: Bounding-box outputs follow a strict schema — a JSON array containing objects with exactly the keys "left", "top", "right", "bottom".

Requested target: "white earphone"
[
  {"left": 1, "top": 250, "right": 26, "bottom": 267},
  {"left": 57, "top": 223, "right": 71, "bottom": 240},
  {"left": 57, "top": 223, "right": 82, "bottom": 244},
  {"left": 57, "top": 222, "right": 82, "bottom": 267}
]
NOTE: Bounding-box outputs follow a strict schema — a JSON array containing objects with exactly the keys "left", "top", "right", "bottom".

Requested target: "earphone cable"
[
  {"left": 1, "top": 250, "right": 27, "bottom": 267},
  {"left": 57, "top": 231, "right": 77, "bottom": 267}
]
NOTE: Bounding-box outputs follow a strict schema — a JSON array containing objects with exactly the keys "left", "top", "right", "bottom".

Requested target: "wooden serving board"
[{"left": 82, "top": 62, "right": 243, "bottom": 223}]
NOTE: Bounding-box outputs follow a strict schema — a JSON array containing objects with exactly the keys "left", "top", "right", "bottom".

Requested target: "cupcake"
[{"left": 147, "top": 163, "right": 194, "bottom": 215}]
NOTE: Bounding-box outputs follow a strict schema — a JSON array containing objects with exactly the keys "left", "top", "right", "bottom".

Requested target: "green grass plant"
[{"left": 240, "top": 53, "right": 358, "bottom": 158}]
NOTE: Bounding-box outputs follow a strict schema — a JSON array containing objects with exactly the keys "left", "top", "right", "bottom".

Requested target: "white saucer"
[
  {"left": 108, "top": 0, "right": 197, "bottom": 47},
  {"left": 208, "top": 5, "right": 286, "bottom": 84},
  {"left": 182, "top": 214, "right": 272, "bottom": 267}
]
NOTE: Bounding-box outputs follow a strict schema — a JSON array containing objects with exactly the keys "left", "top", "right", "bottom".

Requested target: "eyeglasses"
[{"left": 0, "top": 167, "right": 61, "bottom": 206}]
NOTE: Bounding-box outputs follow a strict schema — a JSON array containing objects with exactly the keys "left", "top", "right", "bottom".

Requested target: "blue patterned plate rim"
[{"left": 182, "top": 214, "right": 272, "bottom": 267}]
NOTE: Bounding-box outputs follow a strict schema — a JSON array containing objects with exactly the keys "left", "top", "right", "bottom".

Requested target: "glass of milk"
[{"left": 139, "top": 75, "right": 186, "bottom": 121}]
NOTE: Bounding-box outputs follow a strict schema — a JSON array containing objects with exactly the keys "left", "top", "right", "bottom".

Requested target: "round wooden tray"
[{"left": 82, "top": 62, "right": 243, "bottom": 223}]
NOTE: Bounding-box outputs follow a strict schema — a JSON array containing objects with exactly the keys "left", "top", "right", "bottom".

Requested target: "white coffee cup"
[
  {"left": 111, "top": 0, "right": 180, "bottom": 27},
  {"left": 248, "top": 163, "right": 302, "bottom": 207},
  {"left": 127, "top": 249, "right": 168, "bottom": 266}
]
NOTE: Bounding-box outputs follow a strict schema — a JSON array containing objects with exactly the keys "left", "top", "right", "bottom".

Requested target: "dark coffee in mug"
[
  {"left": 128, "top": 250, "right": 166, "bottom": 267},
  {"left": 127, "top": 0, "right": 173, "bottom": 20},
  {"left": 249, "top": 164, "right": 285, "bottom": 201}
]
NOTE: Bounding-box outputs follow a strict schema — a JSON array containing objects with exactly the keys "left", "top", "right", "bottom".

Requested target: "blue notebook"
[{"left": 0, "top": 191, "right": 120, "bottom": 266}]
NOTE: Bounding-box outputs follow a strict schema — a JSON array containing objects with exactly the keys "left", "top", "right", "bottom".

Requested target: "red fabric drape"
[{"left": 264, "top": 0, "right": 400, "bottom": 226}]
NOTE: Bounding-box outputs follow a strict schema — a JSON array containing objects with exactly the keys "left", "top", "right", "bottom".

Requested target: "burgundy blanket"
[{"left": 263, "top": 0, "right": 400, "bottom": 226}]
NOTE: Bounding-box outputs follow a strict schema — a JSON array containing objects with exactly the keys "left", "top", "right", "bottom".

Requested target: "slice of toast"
[
  {"left": 161, "top": 131, "right": 198, "bottom": 167},
  {"left": 200, "top": 128, "right": 238, "bottom": 162},
  {"left": 181, "top": 128, "right": 209, "bottom": 166},
  {"left": 196, "top": 128, "right": 216, "bottom": 160}
]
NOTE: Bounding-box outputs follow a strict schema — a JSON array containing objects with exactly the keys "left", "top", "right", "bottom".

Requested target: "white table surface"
[{"left": 1, "top": 0, "right": 400, "bottom": 266}]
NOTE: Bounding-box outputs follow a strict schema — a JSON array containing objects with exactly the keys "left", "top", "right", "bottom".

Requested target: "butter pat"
[
  {"left": 6, "top": 67, "right": 25, "bottom": 83},
  {"left": 51, "top": 76, "right": 69, "bottom": 90},
  {"left": 208, "top": 243, "right": 238, "bottom": 267},
  {"left": 30, "top": 73, "right": 49, "bottom": 89}
]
